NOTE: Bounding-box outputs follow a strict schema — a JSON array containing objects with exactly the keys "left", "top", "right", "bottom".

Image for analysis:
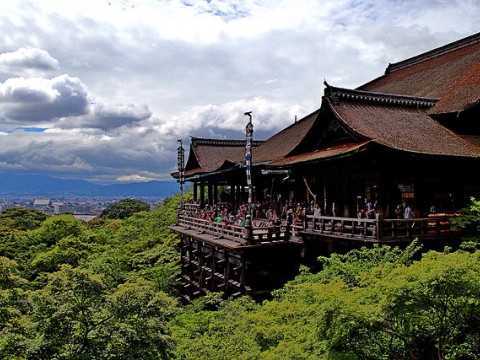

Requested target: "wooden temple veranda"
[{"left": 170, "top": 32, "right": 480, "bottom": 302}]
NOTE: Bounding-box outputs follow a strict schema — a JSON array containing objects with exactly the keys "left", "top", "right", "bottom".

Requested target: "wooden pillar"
[
  {"left": 377, "top": 170, "right": 391, "bottom": 218},
  {"left": 193, "top": 181, "right": 198, "bottom": 202},
  {"left": 199, "top": 181, "right": 205, "bottom": 208},
  {"left": 224, "top": 251, "right": 230, "bottom": 295},
  {"left": 211, "top": 247, "right": 217, "bottom": 290},
  {"left": 342, "top": 175, "right": 350, "bottom": 217},
  {"left": 240, "top": 253, "right": 246, "bottom": 289},
  {"left": 214, "top": 184, "right": 218, "bottom": 206},
  {"left": 208, "top": 183, "right": 213, "bottom": 207}
]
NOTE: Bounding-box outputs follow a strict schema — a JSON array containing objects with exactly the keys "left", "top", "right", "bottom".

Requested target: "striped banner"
[{"left": 245, "top": 113, "right": 254, "bottom": 208}]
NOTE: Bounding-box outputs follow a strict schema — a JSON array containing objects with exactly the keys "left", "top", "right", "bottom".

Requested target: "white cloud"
[
  {"left": 0, "top": 47, "right": 60, "bottom": 77},
  {"left": 0, "top": 75, "right": 89, "bottom": 123},
  {"left": 59, "top": 102, "right": 152, "bottom": 131},
  {"left": 117, "top": 174, "right": 154, "bottom": 182}
]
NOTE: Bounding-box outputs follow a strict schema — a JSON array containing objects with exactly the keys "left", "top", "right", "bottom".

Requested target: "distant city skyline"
[
  {"left": 1, "top": 0, "right": 479, "bottom": 183},
  {"left": 0, "top": 173, "right": 179, "bottom": 197}
]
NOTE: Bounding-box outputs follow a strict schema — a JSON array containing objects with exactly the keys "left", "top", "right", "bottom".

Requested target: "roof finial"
[{"left": 294, "top": 115, "right": 297, "bottom": 123}]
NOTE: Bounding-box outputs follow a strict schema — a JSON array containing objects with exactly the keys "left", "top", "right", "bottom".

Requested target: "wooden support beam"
[{"left": 233, "top": 265, "right": 242, "bottom": 272}]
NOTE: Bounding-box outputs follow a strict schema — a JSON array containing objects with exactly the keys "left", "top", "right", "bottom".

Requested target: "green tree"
[
  {"left": 28, "top": 266, "right": 177, "bottom": 359},
  {"left": 318, "top": 250, "right": 480, "bottom": 359},
  {"left": 451, "top": 197, "right": 480, "bottom": 248},
  {"left": 0, "top": 257, "right": 31, "bottom": 359},
  {"left": 0, "top": 193, "right": 185, "bottom": 359},
  {"left": 0, "top": 207, "right": 48, "bottom": 231},
  {"left": 31, "top": 214, "right": 84, "bottom": 247},
  {"left": 101, "top": 199, "right": 150, "bottom": 220}
]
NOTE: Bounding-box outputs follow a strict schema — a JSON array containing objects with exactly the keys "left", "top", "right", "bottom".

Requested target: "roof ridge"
[
  {"left": 190, "top": 137, "right": 264, "bottom": 147},
  {"left": 385, "top": 32, "right": 480, "bottom": 74},
  {"left": 324, "top": 83, "right": 438, "bottom": 108}
]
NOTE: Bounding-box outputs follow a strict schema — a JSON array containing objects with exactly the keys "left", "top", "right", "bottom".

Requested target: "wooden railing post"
[
  {"left": 244, "top": 215, "right": 254, "bottom": 245},
  {"left": 375, "top": 213, "right": 382, "bottom": 240},
  {"left": 285, "top": 222, "right": 291, "bottom": 240}
]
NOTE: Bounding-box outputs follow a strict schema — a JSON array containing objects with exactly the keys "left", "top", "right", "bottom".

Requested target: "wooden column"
[
  {"left": 208, "top": 183, "right": 213, "bottom": 206},
  {"left": 199, "top": 181, "right": 205, "bottom": 208},
  {"left": 193, "top": 181, "right": 198, "bottom": 202}
]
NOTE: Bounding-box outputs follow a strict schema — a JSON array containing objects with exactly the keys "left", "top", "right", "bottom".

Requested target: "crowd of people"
[
  {"left": 183, "top": 198, "right": 422, "bottom": 229},
  {"left": 183, "top": 200, "right": 314, "bottom": 228}
]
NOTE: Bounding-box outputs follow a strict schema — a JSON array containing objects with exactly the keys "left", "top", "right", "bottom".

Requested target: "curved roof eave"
[{"left": 267, "top": 141, "right": 372, "bottom": 167}]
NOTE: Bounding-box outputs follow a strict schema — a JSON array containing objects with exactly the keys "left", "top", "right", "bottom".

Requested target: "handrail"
[
  {"left": 304, "top": 214, "right": 455, "bottom": 241},
  {"left": 305, "top": 215, "right": 378, "bottom": 239},
  {"left": 176, "top": 213, "right": 456, "bottom": 244},
  {"left": 176, "top": 214, "right": 291, "bottom": 245}
]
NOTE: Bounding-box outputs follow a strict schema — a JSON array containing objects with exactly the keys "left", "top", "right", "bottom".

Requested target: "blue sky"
[{"left": 0, "top": 0, "right": 478, "bottom": 183}]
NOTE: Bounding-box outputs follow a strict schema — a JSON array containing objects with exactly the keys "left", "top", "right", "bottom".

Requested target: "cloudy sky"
[{"left": 0, "top": 0, "right": 478, "bottom": 184}]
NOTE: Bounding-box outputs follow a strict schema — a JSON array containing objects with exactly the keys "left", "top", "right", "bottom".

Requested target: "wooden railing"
[
  {"left": 304, "top": 215, "right": 455, "bottom": 241},
  {"left": 378, "top": 217, "right": 454, "bottom": 241},
  {"left": 176, "top": 214, "right": 291, "bottom": 245},
  {"left": 176, "top": 213, "right": 456, "bottom": 244},
  {"left": 177, "top": 214, "right": 246, "bottom": 244},
  {"left": 305, "top": 215, "right": 379, "bottom": 239}
]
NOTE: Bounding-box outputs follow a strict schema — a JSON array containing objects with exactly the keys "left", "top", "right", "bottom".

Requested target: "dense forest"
[{"left": 1, "top": 195, "right": 479, "bottom": 359}]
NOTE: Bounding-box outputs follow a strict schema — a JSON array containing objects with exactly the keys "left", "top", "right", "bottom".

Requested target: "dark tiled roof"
[
  {"left": 459, "top": 135, "right": 480, "bottom": 148},
  {"left": 184, "top": 137, "right": 264, "bottom": 175},
  {"left": 326, "top": 87, "right": 480, "bottom": 157},
  {"left": 253, "top": 109, "right": 320, "bottom": 163},
  {"left": 268, "top": 142, "right": 370, "bottom": 166},
  {"left": 358, "top": 32, "right": 480, "bottom": 115}
]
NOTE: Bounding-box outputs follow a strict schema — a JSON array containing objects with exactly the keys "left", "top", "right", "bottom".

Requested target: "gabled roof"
[
  {"left": 358, "top": 32, "right": 480, "bottom": 115},
  {"left": 183, "top": 137, "right": 264, "bottom": 177},
  {"left": 325, "top": 86, "right": 480, "bottom": 158},
  {"left": 253, "top": 109, "right": 320, "bottom": 164}
]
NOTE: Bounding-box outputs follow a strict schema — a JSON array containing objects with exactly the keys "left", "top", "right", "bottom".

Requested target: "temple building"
[{"left": 170, "top": 32, "right": 480, "bottom": 301}]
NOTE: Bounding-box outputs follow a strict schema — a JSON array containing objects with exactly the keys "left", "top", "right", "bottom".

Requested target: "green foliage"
[
  {"left": 86, "top": 205, "right": 181, "bottom": 293},
  {"left": 318, "top": 250, "right": 480, "bottom": 359},
  {"left": 24, "top": 266, "right": 177, "bottom": 359},
  {"left": 170, "top": 296, "right": 262, "bottom": 359},
  {"left": 31, "top": 214, "right": 84, "bottom": 247},
  {"left": 451, "top": 197, "right": 480, "bottom": 249},
  {"left": 451, "top": 197, "right": 480, "bottom": 232},
  {"left": 2, "top": 192, "right": 480, "bottom": 359},
  {"left": 0, "top": 207, "right": 49, "bottom": 231},
  {"left": 100, "top": 198, "right": 150, "bottom": 220},
  {"left": 279, "top": 240, "right": 422, "bottom": 291},
  {"left": 170, "top": 243, "right": 480, "bottom": 359},
  {"left": 0, "top": 193, "right": 184, "bottom": 359}
]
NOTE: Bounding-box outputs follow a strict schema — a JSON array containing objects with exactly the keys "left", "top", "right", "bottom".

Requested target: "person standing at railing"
[
  {"left": 404, "top": 204, "right": 415, "bottom": 228},
  {"left": 313, "top": 203, "right": 321, "bottom": 230},
  {"left": 366, "top": 199, "right": 375, "bottom": 219},
  {"left": 404, "top": 204, "right": 413, "bottom": 219},
  {"left": 395, "top": 204, "right": 403, "bottom": 219},
  {"left": 357, "top": 208, "right": 366, "bottom": 225}
]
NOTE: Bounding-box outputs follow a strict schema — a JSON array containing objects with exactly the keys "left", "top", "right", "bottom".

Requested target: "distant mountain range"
[{"left": 0, "top": 173, "right": 180, "bottom": 198}]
